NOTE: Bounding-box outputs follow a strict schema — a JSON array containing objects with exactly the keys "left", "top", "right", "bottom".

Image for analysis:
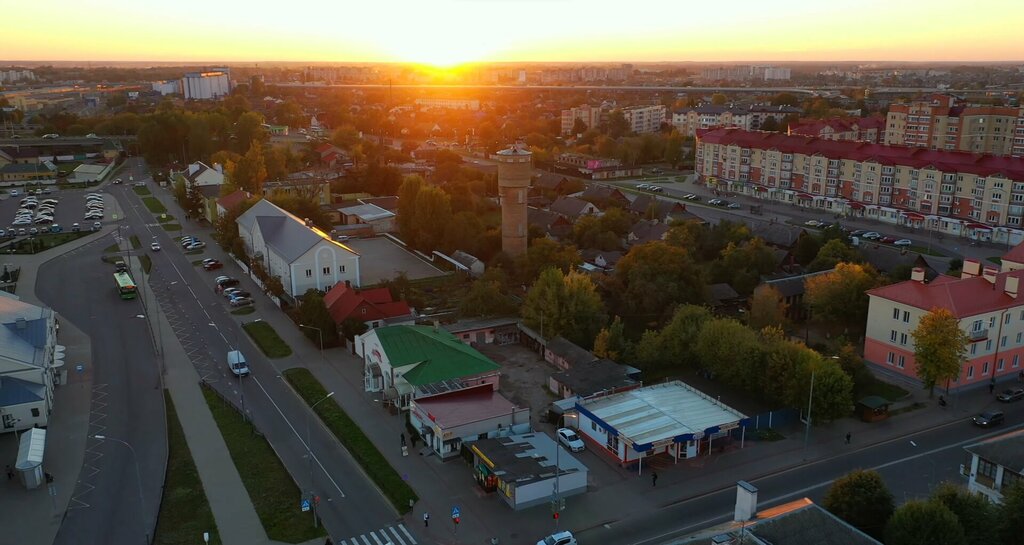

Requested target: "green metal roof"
[{"left": 376, "top": 325, "right": 499, "bottom": 386}]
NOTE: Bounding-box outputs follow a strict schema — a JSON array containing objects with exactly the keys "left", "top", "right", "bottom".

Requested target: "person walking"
[
  {"left": 401, "top": 433, "right": 406, "bottom": 447},
  {"left": 651, "top": 471, "right": 658, "bottom": 487},
  {"left": 989, "top": 379, "right": 996, "bottom": 394},
  {"left": 423, "top": 512, "right": 429, "bottom": 528},
  {"left": 845, "top": 432, "right": 852, "bottom": 445},
  {"left": 1018, "top": 369, "right": 1023, "bottom": 383},
  {"left": 5, "top": 465, "right": 12, "bottom": 480}
]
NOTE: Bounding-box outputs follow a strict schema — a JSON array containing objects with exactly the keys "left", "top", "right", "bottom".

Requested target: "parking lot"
[{"left": 0, "top": 187, "right": 118, "bottom": 238}]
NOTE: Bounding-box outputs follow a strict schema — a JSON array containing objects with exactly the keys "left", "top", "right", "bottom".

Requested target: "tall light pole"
[
  {"left": 802, "top": 368, "right": 816, "bottom": 460},
  {"left": 553, "top": 413, "right": 577, "bottom": 529},
  {"left": 307, "top": 391, "right": 334, "bottom": 528},
  {"left": 93, "top": 435, "right": 148, "bottom": 544},
  {"left": 298, "top": 324, "right": 325, "bottom": 364}
]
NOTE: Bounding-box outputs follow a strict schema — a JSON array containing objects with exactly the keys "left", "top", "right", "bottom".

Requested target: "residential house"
[
  {"left": 262, "top": 175, "right": 332, "bottom": 206},
  {"left": 195, "top": 185, "right": 223, "bottom": 223},
  {"left": 337, "top": 203, "right": 396, "bottom": 234},
  {"left": 527, "top": 207, "right": 573, "bottom": 239},
  {"left": 410, "top": 386, "right": 530, "bottom": 459},
  {"left": 323, "top": 281, "right": 413, "bottom": 330},
  {"left": 762, "top": 269, "right": 834, "bottom": 321},
  {"left": 236, "top": 199, "right": 360, "bottom": 299},
  {"left": 360, "top": 196, "right": 398, "bottom": 212},
  {"left": 709, "top": 283, "right": 744, "bottom": 313},
  {"left": 627, "top": 219, "right": 670, "bottom": 246},
  {"left": 549, "top": 358, "right": 640, "bottom": 399},
  {"left": 580, "top": 249, "right": 623, "bottom": 272},
  {"left": 556, "top": 153, "right": 642, "bottom": 180},
  {"left": 173, "top": 161, "right": 225, "bottom": 188},
  {"left": 0, "top": 292, "right": 58, "bottom": 433},
  {"left": 964, "top": 430, "right": 1024, "bottom": 504},
  {"left": 549, "top": 196, "right": 599, "bottom": 220},
  {"left": 787, "top": 116, "right": 886, "bottom": 143},
  {"left": 531, "top": 173, "right": 575, "bottom": 195},
  {"left": 544, "top": 336, "right": 597, "bottom": 370},
  {"left": 315, "top": 143, "right": 350, "bottom": 168},
  {"left": 355, "top": 324, "right": 502, "bottom": 410},
  {"left": 581, "top": 185, "right": 629, "bottom": 208},
  {"left": 0, "top": 162, "right": 56, "bottom": 182},
  {"left": 216, "top": 189, "right": 252, "bottom": 219}
]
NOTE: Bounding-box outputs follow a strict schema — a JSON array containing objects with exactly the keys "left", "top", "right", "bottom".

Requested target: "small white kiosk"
[{"left": 16, "top": 428, "right": 46, "bottom": 490}]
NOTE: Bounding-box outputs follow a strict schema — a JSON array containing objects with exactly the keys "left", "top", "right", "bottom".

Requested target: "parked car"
[
  {"left": 93, "top": 221, "right": 102, "bottom": 231},
  {"left": 726, "top": 202, "right": 741, "bottom": 209},
  {"left": 217, "top": 279, "right": 240, "bottom": 291},
  {"left": 181, "top": 236, "right": 199, "bottom": 247},
  {"left": 804, "top": 220, "right": 822, "bottom": 227},
  {"left": 229, "top": 297, "right": 253, "bottom": 307},
  {"left": 861, "top": 232, "right": 882, "bottom": 240},
  {"left": 537, "top": 531, "right": 577, "bottom": 545},
  {"left": 636, "top": 184, "right": 649, "bottom": 190},
  {"left": 113, "top": 178, "right": 123, "bottom": 184},
  {"left": 214, "top": 275, "right": 232, "bottom": 283},
  {"left": 228, "top": 291, "right": 252, "bottom": 300},
  {"left": 894, "top": 239, "right": 912, "bottom": 246},
  {"left": 997, "top": 388, "right": 1024, "bottom": 402},
  {"left": 973, "top": 410, "right": 1005, "bottom": 427},
  {"left": 41, "top": 133, "right": 59, "bottom": 139},
  {"left": 150, "top": 242, "right": 161, "bottom": 251},
  {"left": 186, "top": 241, "right": 206, "bottom": 250},
  {"left": 0, "top": 229, "right": 6, "bottom": 238},
  {"left": 880, "top": 236, "right": 898, "bottom": 244},
  {"left": 203, "top": 260, "right": 224, "bottom": 271},
  {"left": 683, "top": 193, "right": 698, "bottom": 200},
  {"left": 71, "top": 223, "right": 80, "bottom": 232},
  {"left": 557, "top": 428, "right": 585, "bottom": 452},
  {"left": 227, "top": 350, "right": 250, "bottom": 376},
  {"left": 850, "top": 229, "right": 867, "bottom": 237}
]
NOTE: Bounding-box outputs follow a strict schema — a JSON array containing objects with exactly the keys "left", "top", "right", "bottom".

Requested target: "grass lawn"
[
  {"left": 162, "top": 223, "right": 182, "bottom": 232},
  {"left": 103, "top": 242, "right": 119, "bottom": 253},
  {"left": 192, "top": 259, "right": 205, "bottom": 266},
  {"left": 283, "top": 368, "right": 417, "bottom": 513},
  {"left": 9, "top": 232, "right": 91, "bottom": 254},
  {"left": 143, "top": 197, "right": 168, "bottom": 214},
  {"left": 158, "top": 214, "right": 175, "bottom": 224},
  {"left": 242, "top": 320, "right": 293, "bottom": 358},
  {"left": 987, "top": 256, "right": 1002, "bottom": 265},
  {"left": 201, "top": 385, "right": 325, "bottom": 543},
  {"left": 130, "top": 235, "right": 141, "bottom": 250},
  {"left": 140, "top": 254, "right": 152, "bottom": 274},
  {"left": 154, "top": 397, "right": 221, "bottom": 545},
  {"left": 133, "top": 186, "right": 152, "bottom": 196},
  {"left": 855, "top": 376, "right": 910, "bottom": 402},
  {"left": 231, "top": 306, "right": 256, "bottom": 316}
]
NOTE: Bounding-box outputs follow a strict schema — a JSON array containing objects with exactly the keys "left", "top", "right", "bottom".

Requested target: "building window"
[
  {"left": 968, "top": 366, "right": 975, "bottom": 379},
  {"left": 986, "top": 340, "right": 993, "bottom": 351},
  {"left": 893, "top": 307, "right": 900, "bottom": 320},
  {"left": 305, "top": 269, "right": 312, "bottom": 278},
  {"left": 341, "top": 265, "right": 346, "bottom": 273},
  {"left": 31, "top": 408, "right": 40, "bottom": 417},
  {"left": 322, "top": 266, "right": 331, "bottom": 275},
  {"left": 1006, "top": 313, "right": 1012, "bottom": 325},
  {"left": 903, "top": 311, "right": 910, "bottom": 323},
  {"left": 983, "top": 361, "right": 990, "bottom": 374},
  {"left": 1017, "top": 332, "right": 1022, "bottom": 344},
  {"left": 887, "top": 352, "right": 895, "bottom": 364},
  {"left": 1002, "top": 336, "right": 1008, "bottom": 347},
  {"left": 900, "top": 333, "right": 908, "bottom": 345},
  {"left": 897, "top": 355, "right": 905, "bottom": 368},
  {"left": 973, "top": 320, "right": 984, "bottom": 332},
  {"left": 978, "top": 458, "right": 997, "bottom": 481},
  {"left": 1015, "top": 355, "right": 1020, "bottom": 368},
  {"left": 998, "top": 358, "right": 1005, "bottom": 371},
  {"left": 891, "top": 330, "right": 898, "bottom": 342},
  {"left": 990, "top": 317, "right": 997, "bottom": 328},
  {"left": 971, "top": 344, "right": 978, "bottom": 355}
]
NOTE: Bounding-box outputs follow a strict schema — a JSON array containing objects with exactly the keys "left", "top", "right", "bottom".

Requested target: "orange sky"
[{"left": 2, "top": 0, "right": 1023, "bottom": 65}]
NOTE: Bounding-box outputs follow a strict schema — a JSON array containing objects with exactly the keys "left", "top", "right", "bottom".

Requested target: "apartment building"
[
  {"left": 885, "top": 94, "right": 1024, "bottom": 157},
  {"left": 672, "top": 105, "right": 802, "bottom": 137},
  {"left": 413, "top": 98, "right": 480, "bottom": 111},
  {"left": 182, "top": 70, "right": 231, "bottom": 100},
  {"left": 561, "top": 104, "right": 605, "bottom": 135},
  {"left": 696, "top": 128, "right": 1024, "bottom": 244},
  {"left": 787, "top": 117, "right": 885, "bottom": 143},
  {"left": 622, "top": 105, "right": 667, "bottom": 134},
  {"left": 864, "top": 259, "right": 1024, "bottom": 391}
]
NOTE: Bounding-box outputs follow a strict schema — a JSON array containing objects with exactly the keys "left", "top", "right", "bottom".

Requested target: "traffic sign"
[
  {"left": 301, "top": 499, "right": 311, "bottom": 512},
  {"left": 451, "top": 506, "right": 460, "bottom": 519}
]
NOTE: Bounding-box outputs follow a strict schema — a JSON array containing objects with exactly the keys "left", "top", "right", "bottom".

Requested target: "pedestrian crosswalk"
[{"left": 338, "top": 523, "right": 417, "bottom": 545}]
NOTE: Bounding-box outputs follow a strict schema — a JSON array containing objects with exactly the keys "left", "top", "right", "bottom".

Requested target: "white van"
[{"left": 227, "top": 350, "right": 250, "bottom": 377}]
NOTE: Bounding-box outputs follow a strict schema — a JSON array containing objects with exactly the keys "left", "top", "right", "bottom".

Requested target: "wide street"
[{"left": 108, "top": 158, "right": 413, "bottom": 542}]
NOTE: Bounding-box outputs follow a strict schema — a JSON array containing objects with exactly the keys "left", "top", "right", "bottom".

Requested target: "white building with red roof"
[
  {"left": 865, "top": 255, "right": 1024, "bottom": 391},
  {"left": 323, "top": 281, "right": 413, "bottom": 329}
]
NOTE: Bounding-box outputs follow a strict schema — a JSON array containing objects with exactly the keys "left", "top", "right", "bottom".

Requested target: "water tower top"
[{"left": 495, "top": 142, "right": 531, "bottom": 157}]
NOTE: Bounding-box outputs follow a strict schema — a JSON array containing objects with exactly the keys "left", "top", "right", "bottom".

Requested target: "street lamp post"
[
  {"left": 802, "top": 369, "right": 816, "bottom": 460},
  {"left": 306, "top": 391, "right": 334, "bottom": 528},
  {"left": 93, "top": 435, "right": 148, "bottom": 544},
  {"left": 298, "top": 324, "right": 325, "bottom": 363},
  {"left": 553, "top": 413, "right": 577, "bottom": 529}
]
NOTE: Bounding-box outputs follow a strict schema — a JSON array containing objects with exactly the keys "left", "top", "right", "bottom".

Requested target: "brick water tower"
[{"left": 494, "top": 143, "right": 532, "bottom": 257}]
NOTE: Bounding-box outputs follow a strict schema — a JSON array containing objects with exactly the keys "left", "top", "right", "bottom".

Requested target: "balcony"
[{"left": 969, "top": 329, "right": 989, "bottom": 342}]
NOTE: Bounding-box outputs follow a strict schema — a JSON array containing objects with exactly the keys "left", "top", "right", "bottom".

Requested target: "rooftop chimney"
[
  {"left": 911, "top": 267, "right": 926, "bottom": 283},
  {"left": 962, "top": 259, "right": 981, "bottom": 279},
  {"left": 734, "top": 481, "right": 758, "bottom": 522},
  {"left": 983, "top": 266, "right": 998, "bottom": 285},
  {"left": 1007, "top": 276, "right": 1020, "bottom": 299}
]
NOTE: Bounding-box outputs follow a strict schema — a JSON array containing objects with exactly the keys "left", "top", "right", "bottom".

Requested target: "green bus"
[{"left": 114, "top": 271, "right": 137, "bottom": 300}]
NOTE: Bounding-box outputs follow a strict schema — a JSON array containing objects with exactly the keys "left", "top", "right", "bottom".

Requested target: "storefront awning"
[
  {"left": 848, "top": 202, "right": 865, "bottom": 210},
  {"left": 796, "top": 193, "right": 813, "bottom": 200},
  {"left": 902, "top": 212, "right": 925, "bottom": 221},
  {"left": 967, "top": 223, "right": 993, "bottom": 231}
]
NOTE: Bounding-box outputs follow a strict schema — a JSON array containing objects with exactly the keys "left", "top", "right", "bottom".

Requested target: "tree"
[
  {"left": 748, "top": 284, "right": 788, "bottom": 330},
  {"left": 997, "top": 482, "right": 1024, "bottom": 543},
  {"left": 808, "top": 356, "right": 855, "bottom": 422},
  {"left": 183, "top": 180, "right": 206, "bottom": 220},
  {"left": 695, "top": 318, "right": 761, "bottom": 386},
  {"left": 793, "top": 234, "right": 823, "bottom": 266},
  {"left": 570, "top": 118, "right": 588, "bottom": 135},
  {"left": 805, "top": 263, "right": 882, "bottom": 333},
  {"left": 459, "top": 273, "right": 516, "bottom": 318},
  {"left": 912, "top": 307, "right": 968, "bottom": 396},
  {"left": 807, "top": 238, "right": 861, "bottom": 272},
  {"left": 232, "top": 141, "right": 268, "bottom": 193},
  {"left": 607, "top": 110, "right": 630, "bottom": 138},
  {"left": 771, "top": 92, "right": 801, "bottom": 107},
  {"left": 521, "top": 268, "right": 606, "bottom": 348},
  {"left": 823, "top": 469, "right": 895, "bottom": 539},
  {"left": 593, "top": 316, "right": 628, "bottom": 361},
  {"left": 614, "top": 241, "right": 706, "bottom": 323},
  {"left": 233, "top": 111, "right": 267, "bottom": 153},
  {"left": 396, "top": 175, "right": 423, "bottom": 242},
  {"left": 884, "top": 500, "right": 966, "bottom": 545},
  {"left": 710, "top": 93, "right": 728, "bottom": 105},
  {"left": 411, "top": 186, "right": 451, "bottom": 251},
  {"left": 759, "top": 117, "right": 780, "bottom": 132},
  {"left": 298, "top": 289, "right": 340, "bottom": 347},
  {"left": 516, "top": 238, "right": 581, "bottom": 285},
  {"left": 930, "top": 482, "right": 998, "bottom": 545}
]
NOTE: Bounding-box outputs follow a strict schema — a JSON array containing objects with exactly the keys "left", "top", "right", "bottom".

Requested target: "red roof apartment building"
[
  {"left": 864, "top": 256, "right": 1024, "bottom": 391},
  {"left": 695, "top": 128, "right": 1024, "bottom": 245},
  {"left": 787, "top": 116, "right": 885, "bottom": 143},
  {"left": 884, "top": 94, "right": 1024, "bottom": 157}
]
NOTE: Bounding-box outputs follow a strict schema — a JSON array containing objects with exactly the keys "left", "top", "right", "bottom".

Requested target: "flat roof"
[
  {"left": 470, "top": 432, "right": 586, "bottom": 486},
  {"left": 412, "top": 388, "right": 518, "bottom": 429},
  {"left": 577, "top": 380, "right": 747, "bottom": 447},
  {"left": 339, "top": 203, "right": 395, "bottom": 222}
]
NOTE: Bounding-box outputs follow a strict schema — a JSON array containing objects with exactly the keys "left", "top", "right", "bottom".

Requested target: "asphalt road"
[
  {"left": 110, "top": 158, "right": 408, "bottom": 541},
  {"left": 575, "top": 404, "right": 1024, "bottom": 545},
  {"left": 37, "top": 216, "right": 167, "bottom": 545}
]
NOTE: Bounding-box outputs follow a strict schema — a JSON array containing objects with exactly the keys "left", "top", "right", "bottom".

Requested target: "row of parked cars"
[
  {"left": 180, "top": 235, "right": 206, "bottom": 251},
  {"left": 850, "top": 229, "right": 913, "bottom": 246},
  {"left": 635, "top": 183, "right": 664, "bottom": 193},
  {"left": 708, "top": 198, "right": 741, "bottom": 209},
  {"left": 202, "top": 255, "right": 252, "bottom": 307},
  {"left": 12, "top": 195, "right": 59, "bottom": 227},
  {"left": 84, "top": 193, "right": 105, "bottom": 221}
]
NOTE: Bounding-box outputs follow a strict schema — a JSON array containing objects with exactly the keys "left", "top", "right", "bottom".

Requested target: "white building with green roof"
[{"left": 355, "top": 325, "right": 501, "bottom": 410}]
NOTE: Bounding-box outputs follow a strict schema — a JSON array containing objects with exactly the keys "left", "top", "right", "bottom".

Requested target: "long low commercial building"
[{"left": 696, "top": 128, "right": 1024, "bottom": 245}]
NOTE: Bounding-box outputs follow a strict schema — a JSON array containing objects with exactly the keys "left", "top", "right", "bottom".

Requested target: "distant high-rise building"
[
  {"left": 561, "top": 104, "right": 604, "bottom": 135},
  {"left": 182, "top": 70, "right": 231, "bottom": 100},
  {"left": 621, "top": 105, "right": 667, "bottom": 134},
  {"left": 494, "top": 144, "right": 532, "bottom": 257}
]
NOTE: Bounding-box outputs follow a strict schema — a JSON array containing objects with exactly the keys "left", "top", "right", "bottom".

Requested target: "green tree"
[
  {"left": 396, "top": 175, "right": 423, "bottom": 243},
  {"left": 805, "top": 263, "right": 882, "bottom": 333},
  {"left": 793, "top": 234, "right": 823, "bottom": 266},
  {"left": 809, "top": 356, "right": 855, "bottom": 422},
  {"left": 570, "top": 118, "right": 588, "bottom": 135},
  {"left": 808, "top": 238, "right": 861, "bottom": 271},
  {"left": 233, "top": 111, "right": 267, "bottom": 153},
  {"left": 748, "top": 284, "right": 788, "bottom": 330},
  {"left": 516, "top": 238, "right": 581, "bottom": 285},
  {"left": 614, "top": 241, "right": 706, "bottom": 323},
  {"left": 607, "top": 110, "right": 630, "bottom": 138},
  {"left": 459, "top": 269, "right": 516, "bottom": 318},
  {"left": 759, "top": 117, "right": 780, "bottom": 132},
  {"left": 632, "top": 305, "right": 712, "bottom": 373},
  {"left": 710, "top": 93, "right": 728, "bottom": 105},
  {"left": 232, "top": 141, "right": 268, "bottom": 193},
  {"left": 298, "top": 289, "right": 340, "bottom": 347},
  {"left": 771, "top": 92, "right": 801, "bottom": 107},
  {"left": 912, "top": 307, "right": 968, "bottom": 396},
  {"left": 997, "top": 482, "right": 1024, "bottom": 543},
  {"left": 823, "top": 469, "right": 895, "bottom": 539},
  {"left": 411, "top": 186, "right": 451, "bottom": 251},
  {"left": 884, "top": 500, "right": 966, "bottom": 545},
  {"left": 695, "top": 318, "right": 761, "bottom": 387},
  {"left": 522, "top": 268, "right": 606, "bottom": 348},
  {"left": 593, "top": 316, "right": 628, "bottom": 361},
  {"left": 930, "top": 482, "right": 998, "bottom": 545},
  {"left": 443, "top": 211, "right": 484, "bottom": 255}
]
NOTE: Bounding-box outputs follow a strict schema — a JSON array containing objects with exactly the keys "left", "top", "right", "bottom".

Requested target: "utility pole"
[
  {"left": 802, "top": 369, "right": 816, "bottom": 460},
  {"left": 307, "top": 392, "right": 335, "bottom": 528}
]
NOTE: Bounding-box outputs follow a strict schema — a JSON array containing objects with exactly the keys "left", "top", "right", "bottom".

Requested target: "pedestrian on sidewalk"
[
  {"left": 652, "top": 471, "right": 658, "bottom": 487},
  {"left": 5, "top": 465, "right": 12, "bottom": 480},
  {"left": 989, "top": 379, "right": 996, "bottom": 394},
  {"left": 423, "top": 512, "right": 429, "bottom": 528},
  {"left": 845, "top": 432, "right": 852, "bottom": 445},
  {"left": 401, "top": 433, "right": 406, "bottom": 447}
]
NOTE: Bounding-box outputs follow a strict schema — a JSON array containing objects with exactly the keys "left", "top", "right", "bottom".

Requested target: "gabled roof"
[
  {"left": 709, "top": 283, "right": 741, "bottom": 304},
  {"left": 217, "top": 189, "right": 251, "bottom": 212},
  {"left": 0, "top": 292, "right": 53, "bottom": 370},
  {"left": 751, "top": 223, "right": 805, "bottom": 249},
  {"left": 1003, "top": 241, "right": 1024, "bottom": 265},
  {"left": 359, "top": 196, "right": 398, "bottom": 212},
  {"left": 964, "top": 430, "right": 1024, "bottom": 474},
  {"left": 546, "top": 336, "right": 596, "bottom": 367},
  {"left": 551, "top": 358, "right": 638, "bottom": 398},
  {"left": 528, "top": 207, "right": 571, "bottom": 229},
  {"left": 237, "top": 199, "right": 357, "bottom": 263},
  {"left": 374, "top": 325, "right": 499, "bottom": 386},
  {"left": 748, "top": 501, "right": 882, "bottom": 545},
  {"left": 533, "top": 173, "right": 570, "bottom": 190},
  {"left": 581, "top": 185, "right": 628, "bottom": 204},
  {"left": 764, "top": 269, "right": 835, "bottom": 298},
  {"left": 550, "top": 196, "right": 595, "bottom": 218},
  {"left": 196, "top": 185, "right": 221, "bottom": 198},
  {"left": 324, "top": 284, "right": 411, "bottom": 324},
  {"left": 629, "top": 220, "right": 669, "bottom": 244}
]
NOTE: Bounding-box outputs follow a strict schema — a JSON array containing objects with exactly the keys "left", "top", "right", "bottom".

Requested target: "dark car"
[
  {"left": 203, "top": 260, "right": 223, "bottom": 271},
  {"left": 216, "top": 279, "right": 240, "bottom": 291},
  {"left": 850, "top": 230, "right": 867, "bottom": 237},
  {"left": 880, "top": 236, "right": 898, "bottom": 244},
  {"left": 997, "top": 388, "right": 1024, "bottom": 402},
  {"left": 973, "top": 410, "right": 1005, "bottom": 427}
]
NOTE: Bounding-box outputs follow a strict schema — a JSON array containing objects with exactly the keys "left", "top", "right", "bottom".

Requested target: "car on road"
[
  {"left": 93, "top": 221, "right": 102, "bottom": 231},
  {"left": 203, "top": 260, "right": 223, "bottom": 271},
  {"left": 650, "top": 186, "right": 664, "bottom": 193},
  {"left": 973, "top": 410, "right": 1005, "bottom": 427},
  {"left": 894, "top": 239, "right": 912, "bottom": 246},
  {"left": 150, "top": 242, "right": 161, "bottom": 251},
  {"left": 28, "top": 227, "right": 38, "bottom": 235},
  {"left": 71, "top": 223, "right": 80, "bottom": 232},
  {"left": 861, "top": 232, "right": 882, "bottom": 240},
  {"left": 997, "top": 388, "right": 1024, "bottom": 402},
  {"left": 113, "top": 178, "right": 123, "bottom": 184},
  {"left": 879, "top": 236, "right": 898, "bottom": 244},
  {"left": 683, "top": 193, "right": 698, "bottom": 200},
  {"left": 537, "top": 531, "right": 577, "bottom": 545},
  {"left": 229, "top": 297, "right": 253, "bottom": 307},
  {"left": 804, "top": 220, "right": 822, "bottom": 227},
  {"left": 726, "top": 202, "right": 741, "bottom": 209},
  {"left": 186, "top": 241, "right": 206, "bottom": 250},
  {"left": 9, "top": 189, "right": 19, "bottom": 197},
  {"left": 227, "top": 350, "right": 250, "bottom": 377},
  {"left": 557, "top": 428, "right": 585, "bottom": 452},
  {"left": 636, "top": 184, "right": 649, "bottom": 190},
  {"left": 42, "top": 133, "right": 59, "bottom": 139},
  {"left": 850, "top": 229, "right": 867, "bottom": 237}
]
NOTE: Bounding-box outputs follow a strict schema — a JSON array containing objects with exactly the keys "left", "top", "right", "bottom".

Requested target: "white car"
[
  {"left": 894, "top": 239, "right": 912, "bottom": 246},
  {"left": 42, "top": 134, "right": 59, "bottom": 139},
  {"left": 557, "top": 428, "right": 585, "bottom": 453},
  {"left": 861, "top": 232, "right": 882, "bottom": 240},
  {"left": 150, "top": 242, "right": 161, "bottom": 251},
  {"left": 186, "top": 241, "right": 206, "bottom": 250},
  {"left": 804, "top": 220, "right": 821, "bottom": 227},
  {"left": 538, "top": 531, "right": 577, "bottom": 545}
]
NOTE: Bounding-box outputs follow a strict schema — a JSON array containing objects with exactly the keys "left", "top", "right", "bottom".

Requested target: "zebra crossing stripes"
[{"left": 338, "top": 524, "right": 417, "bottom": 545}]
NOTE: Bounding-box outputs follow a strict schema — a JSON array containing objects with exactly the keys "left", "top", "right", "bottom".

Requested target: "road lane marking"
[{"left": 398, "top": 524, "right": 416, "bottom": 544}]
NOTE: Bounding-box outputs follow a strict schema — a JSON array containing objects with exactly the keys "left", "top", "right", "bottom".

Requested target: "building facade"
[
  {"left": 494, "top": 144, "right": 531, "bottom": 257},
  {"left": 885, "top": 94, "right": 1024, "bottom": 157},
  {"left": 696, "top": 128, "right": 1024, "bottom": 244},
  {"left": 622, "top": 105, "right": 667, "bottom": 134},
  {"left": 182, "top": 70, "right": 231, "bottom": 100},
  {"left": 964, "top": 431, "right": 1024, "bottom": 504},
  {"left": 0, "top": 292, "right": 59, "bottom": 433},
  {"left": 672, "top": 105, "right": 801, "bottom": 137},
  {"left": 413, "top": 98, "right": 480, "bottom": 111},
  {"left": 561, "top": 104, "right": 605, "bottom": 135}
]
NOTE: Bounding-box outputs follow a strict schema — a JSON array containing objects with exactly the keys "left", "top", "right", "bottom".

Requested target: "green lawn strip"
[
  {"left": 987, "top": 256, "right": 1002, "bottom": 265},
  {"left": 130, "top": 235, "right": 141, "bottom": 249},
  {"left": 242, "top": 321, "right": 293, "bottom": 358},
  {"left": 191, "top": 259, "right": 205, "bottom": 266},
  {"left": 282, "top": 368, "right": 417, "bottom": 514},
  {"left": 154, "top": 397, "right": 221, "bottom": 545},
  {"left": 142, "top": 197, "right": 168, "bottom": 214},
  {"left": 162, "top": 223, "right": 182, "bottom": 232},
  {"left": 855, "top": 376, "right": 910, "bottom": 402},
  {"left": 140, "top": 254, "right": 152, "bottom": 274},
  {"left": 908, "top": 245, "right": 947, "bottom": 257},
  {"left": 133, "top": 186, "right": 152, "bottom": 196},
  {"left": 8, "top": 232, "right": 90, "bottom": 254},
  {"left": 231, "top": 306, "right": 256, "bottom": 316},
  {"left": 158, "top": 214, "right": 175, "bottom": 223},
  {"left": 201, "top": 385, "right": 324, "bottom": 543},
  {"left": 103, "top": 242, "right": 119, "bottom": 253}
]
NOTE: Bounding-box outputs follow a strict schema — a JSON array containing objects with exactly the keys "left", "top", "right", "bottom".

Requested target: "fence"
[{"left": 739, "top": 407, "right": 801, "bottom": 433}]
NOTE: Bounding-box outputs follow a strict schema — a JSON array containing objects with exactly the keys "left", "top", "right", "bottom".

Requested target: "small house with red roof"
[
  {"left": 315, "top": 143, "right": 350, "bottom": 169},
  {"left": 324, "top": 281, "right": 414, "bottom": 330},
  {"left": 865, "top": 258, "right": 1024, "bottom": 391},
  {"left": 216, "top": 190, "right": 251, "bottom": 218}
]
